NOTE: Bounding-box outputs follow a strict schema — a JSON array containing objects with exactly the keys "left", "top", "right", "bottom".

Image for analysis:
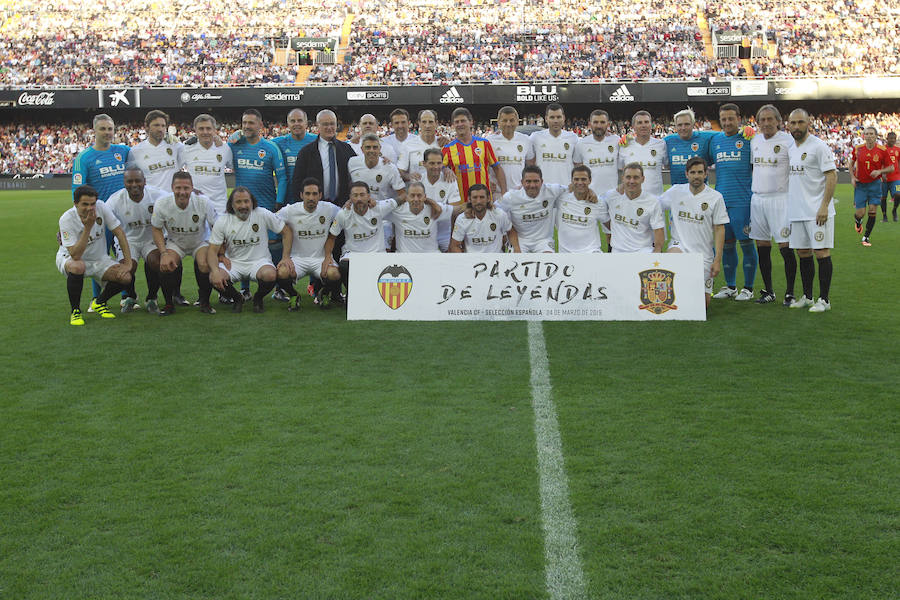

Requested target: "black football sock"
[
  {"left": 817, "top": 256, "right": 832, "bottom": 303},
  {"left": 277, "top": 278, "right": 297, "bottom": 296},
  {"left": 125, "top": 280, "right": 137, "bottom": 300},
  {"left": 780, "top": 246, "right": 797, "bottom": 297},
  {"left": 222, "top": 283, "right": 243, "bottom": 302},
  {"left": 241, "top": 276, "right": 250, "bottom": 293},
  {"left": 758, "top": 245, "right": 773, "bottom": 292},
  {"left": 144, "top": 262, "right": 160, "bottom": 299},
  {"left": 799, "top": 255, "right": 815, "bottom": 300},
  {"left": 193, "top": 260, "right": 212, "bottom": 305},
  {"left": 325, "top": 276, "right": 342, "bottom": 295},
  {"left": 160, "top": 270, "right": 177, "bottom": 305},
  {"left": 173, "top": 265, "right": 183, "bottom": 295},
  {"left": 864, "top": 215, "right": 876, "bottom": 238},
  {"left": 854, "top": 214, "right": 862, "bottom": 227},
  {"left": 254, "top": 280, "right": 275, "bottom": 301},
  {"left": 66, "top": 272, "right": 84, "bottom": 311},
  {"left": 893, "top": 199, "right": 899, "bottom": 216},
  {"left": 97, "top": 281, "right": 125, "bottom": 304},
  {"left": 881, "top": 201, "right": 888, "bottom": 218}
]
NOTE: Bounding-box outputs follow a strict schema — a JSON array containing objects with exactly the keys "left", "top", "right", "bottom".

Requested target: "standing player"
[
  {"left": 181, "top": 114, "right": 232, "bottom": 217},
  {"left": 449, "top": 184, "right": 520, "bottom": 253},
  {"left": 556, "top": 166, "right": 605, "bottom": 254},
  {"left": 530, "top": 103, "right": 579, "bottom": 186},
  {"left": 618, "top": 111, "right": 667, "bottom": 197},
  {"left": 850, "top": 127, "right": 892, "bottom": 246},
  {"left": 711, "top": 103, "right": 757, "bottom": 301},
  {"left": 399, "top": 109, "right": 445, "bottom": 181},
  {"left": 599, "top": 163, "right": 665, "bottom": 253},
  {"left": 276, "top": 178, "right": 342, "bottom": 310},
  {"left": 382, "top": 109, "right": 418, "bottom": 179},
  {"left": 71, "top": 114, "right": 130, "bottom": 303},
  {"left": 496, "top": 165, "right": 566, "bottom": 253},
  {"left": 129, "top": 110, "right": 183, "bottom": 191},
  {"left": 443, "top": 107, "right": 507, "bottom": 202},
  {"left": 348, "top": 134, "right": 407, "bottom": 249},
  {"left": 273, "top": 109, "right": 317, "bottom": 186},
  {"left": 487, "top": 106, "right": 535, "bottom": 192},
  {"left": 150, "top": 172, "right": 218, "bottom": 315},
  {"left": 664, "top": 108, "right": 715, "bottom": 186},
  {"left": 389, "top": 182, "right": 451, "bottom": 253},
  {"left": 749, "top": 104, "right": 797, "bottom": 305},
  {"left": 660, "top": 157, "right": 729, "bottom": 307},
  {"left": 884, "top": 132, "right": 900, "bottom": 221},
  {"left": 207, "top": 187, "right": 294, "bottom": 313},
  {"left": 786, "top": 108, "right": 837, "bottom": 313},
  {"left": 573, "top": 109, "right": 620, "bottom": 198},
  {"left": 350, "top": 114, "right": 399, "bottom": 164},
  {"left": 105, "top": 167, "right": 167, "bottom": 313},
  {"left": 421, "top": 148, "right": 461, "bottom": 251},
  {"left": 57, "top": 185, "right": 133, "bottom": 325}
]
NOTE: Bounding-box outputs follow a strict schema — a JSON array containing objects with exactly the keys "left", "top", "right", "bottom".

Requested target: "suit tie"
[{"left": 327, "top": 141, "right": 337, "bottom": 201}]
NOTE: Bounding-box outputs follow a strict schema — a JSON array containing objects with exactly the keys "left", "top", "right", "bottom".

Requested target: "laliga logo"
[
  {"left": 377, "top": 265, "right": 413, "bottom": 309},
  {"left": 18, "top": 91, "right": 55, "bottom": 106}
]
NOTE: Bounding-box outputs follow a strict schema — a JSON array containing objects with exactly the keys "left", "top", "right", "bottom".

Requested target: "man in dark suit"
[{"left": 291, "top": 109, "right": 355, "bottom": 207}]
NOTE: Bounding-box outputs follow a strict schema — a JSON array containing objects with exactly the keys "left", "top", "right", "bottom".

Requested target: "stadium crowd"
[
  {"left": 4, "top": 112, "right": 898, "bottom": 176},
  {"left": 1, "top": 0, "right": 898, "bottom": 86}
]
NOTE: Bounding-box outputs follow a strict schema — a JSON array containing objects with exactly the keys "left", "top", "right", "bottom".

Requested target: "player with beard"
[
  {"left": 487, "top": 106, "right": 536, "bottom": 192},
  {"left": 129, "top": 110, "right": 183, "bottom": 191},
  {"left": 530, "top": 103, "right": 579, "bottom": 186},
  {"left": 573, "top": 109, "right": 620, "bottom": 198},
  {"left": 449, "top": 184, "right": 520, "bottom": 253},
  {"left": 208, "top": 187, "right": 294, "bottom": 313}
]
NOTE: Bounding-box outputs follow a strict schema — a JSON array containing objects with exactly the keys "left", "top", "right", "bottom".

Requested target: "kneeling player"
[
  {"left": 496, "top": 165, "right": 566, "bottom": 253},
  {"left": 207, "top": 187, "right": 294, "bottom": 313},
  {"left": 57, "top": 185, "right": 133, "bottom": 325},
  {"left": 449, "top": 184, "right": 520, "bottom": 253},
  {"left": 389, "top": 181, "right": 452, "bottom": 253},
  {"left": 599, "top": 163, "right": 665, "bottom": 253},
  {"left": 660, "top": 157, "right": 728, "bottom": 307},
  {"left": 556, "top": 166, "right": 604, "bottom": 253},
  {"left": 276, "top": 178, "right": 342, "bottom": 310},
  {"left": 150, "top": 171, "right": 218, "bottom": 315}
]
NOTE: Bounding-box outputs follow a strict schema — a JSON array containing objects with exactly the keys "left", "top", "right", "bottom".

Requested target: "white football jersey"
[
  {"left": 57, "top": 201, "right": 120, "bottom": 262},
  {"left": 150, "top": 192, "right": 216, "bottom": 249},
  {"left": 348, "top": 156, "right": 405, "bottom": 202},
  {"left": 330, "top": 199, "right": 398, "bottom": 257},
  {"left": 181, "top": 141, "right": 233, "bottom": 214},
  {"left": 496, "top": 184, "right": 566, "bottom": 245},
  {"left": 105, "top": 185, "right": 167, "bottom": 247},
  {"left": 399, "top": 135, "right": 441, "bottom": 180},
  {"left": 277, "top": 202, "right": 340, "bottom": 259},
  {"left": 660, "top": 184, "right": 729, "bottom": 261},
  {"left": 788, "top": 134, "right": 836, "bottom": 222},
  {"left": 390, "top": 203, "right": 451, "bottom": 253},
  {"left": 530, "top": 129, "right": 579, "bottom": 186},
  {"left": 486, "top": 131, "right": 535, "bottom": 191},
  {"left": 451, "top": 207, "right": 512, "bottom": 253},
  {"left": 556, "top": 193, "right": 604, "bottom": 253},
  {"left": 751, "top": 130, "right": 794, "bottom": 195},
  {"left": 599, "top": 190, "right": 665, "bottom": 253},
  {"left": 618, "top": 137, "right": 667, "bottom": 196},
  {"left": 351, "top": 140, "right": 398, "bottom": 165},
  {"left": 573, "top": 134, "right": 620, "bottom": 195},
  {"left": 210, "top": 208, "right": 284, "bottom": 263},
  {"left": 129, "top": 138, "right": 184, "bottom": 190}
]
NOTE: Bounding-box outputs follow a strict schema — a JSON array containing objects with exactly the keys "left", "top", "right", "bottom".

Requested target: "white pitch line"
[{"left": 527, "top": 320, "right": 589, "bottom": 600}]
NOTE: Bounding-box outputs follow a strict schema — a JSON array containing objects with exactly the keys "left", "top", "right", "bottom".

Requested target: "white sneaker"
[
  {"left": 734, "top": 287, "right": 754, "bottom": 301},
  {"left": 808, "top": 298, "right": 831, "bottom": 312},
  {"left": 712, "top": 286, "right": 737, "bottom": 299},
  {"left": 86, "top": 297, "right": 96, "bottom": 313},
  {"left": 789, "top": 295, "right": 814, "bottom": 309}
]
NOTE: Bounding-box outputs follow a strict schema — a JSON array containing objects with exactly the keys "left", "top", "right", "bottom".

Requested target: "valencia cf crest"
[
  {"left": 377, "top": 264, "right": 413, "bottom": 310},
  {"left": 114, "top": 153, "right": 122, "bottom": 161},
  {"left": 167, "top": 147, "right": 173, "bottom": 156},
  {"left": 439, "top": 190, "right": 446, "bottom": 198},
  {"left": 584, "top": 207, "right": 591, "bottom": 215},
  {"left": 192, "top": 214, "right": 199, "bottom": 223},
  {"left": 424, "top": 216, "right": 430, "bottom": 225},
  {"left": 691, "top": 142, "right": 699, "bottom": 151},
  {"left": 258, "top": 149, "right": 266, "bottom": 159},
  {"left": 781, "top": 226, "right": 791, "bottom": 238},
  {"left": 252, "top": 223, "right": 259, "bottom": 232},
  {"left": 701, "top": 202, "right": 708, "bottom": 211},
  {"left": 650, "top": 149, "right": 657, "bottom": 157},
  {"left": 371, "top": 217, "right": 377, "bottom": 225},
  {"left": 96, "top": 217, "right": 102, "bottom": 226},
  {"left": 319, "top": 216, "right": 326, "bottom": 224},
  {"left": 542, "top": 200, "right": 549, "bottom": 208},
  {"left": 801, "top": 152, "right": 807, "bottom": 161},
  {"left": 148, "top": 205, "right": 154, "bottom": 214},
  {"left": 608, "top": 145, "right": 614, "bottom": 153},
  {"left": 376, "top": 174, "right": 383, "bottom": 183},
  {"left": 735, "top": 140, "right": 744, "bottom": 149},
  {"left": 814, "top": 231, "right": 824, "bottom": 242},
  {"left": 774, "top": 145, "right": 781, "bottom": 153},
  {"left": 638, "top": 268, "right": 678, "bottom": 315},
  {"left": 490, "top": 223, "right": 497, "bottom": 231},
  {"left": 473, "top": 147, "right": 483, "bottom": 155},
  {"left": 216, "top": 154, "right": 222, "bottom": 162},
  {"left": 564, "top": 143, "right": 570, "bottom": 150},
  {"left": 517, "top": 145, "right": 524, "bottom": 152},
  {"left": 637, "top": 207, "right": 644, "bottom": 216}
]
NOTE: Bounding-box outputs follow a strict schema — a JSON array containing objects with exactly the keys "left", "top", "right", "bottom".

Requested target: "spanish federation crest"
[
  {"left": 638, "top": 268, "right": 678, "bottom": 315},
  {"left": 377, "top": 264, "right": 413, "bottom": 310}
]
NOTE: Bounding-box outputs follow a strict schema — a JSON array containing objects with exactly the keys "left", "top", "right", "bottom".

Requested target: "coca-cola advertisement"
[
  {"left": 17, "top": 91, "right": 56, "bottom": 106},
  {"left": 0, "top": 89, "right": 97, "bottom": 109}
]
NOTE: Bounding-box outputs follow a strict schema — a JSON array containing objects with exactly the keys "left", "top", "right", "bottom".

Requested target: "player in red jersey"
[
  {"left": 882, "top": 132, "right": 900, "bottom": 222},
  {"left": 442, "top": 107, "right": 507, "bottom": 202},
  {"left": 850, "top": 127, "right": 893, "bottom": 246}
]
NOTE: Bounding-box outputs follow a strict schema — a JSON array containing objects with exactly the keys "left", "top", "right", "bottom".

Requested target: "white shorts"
[
  {"left": 789, "top": 219, "right": 834, "bottom": 250},
  {"left": 56, "top": 250, "right": 119, "bottom": 281},
  {"left": 670, "top": 243, "right": 714, "bottom": 294},
  {"left": 750, "top": 193, "right": 791, "bottom": 243},
  {"left": 519, "top": 237, "right": 555, "bottom": 253},
  {"left": 115, "top": 238, "right": 156, "bottom": 261},
  {"left": 437, "top": 220, "right": 451, "bottom": 252},
  {"left": 166, "top": 238, "right": 209, "bottom": 259},
  {"left": 290, "top": 256, "right": 335, "bottom": 279},
  {"left": 220, "top": 258, "right": 274, "bottom": 282}
]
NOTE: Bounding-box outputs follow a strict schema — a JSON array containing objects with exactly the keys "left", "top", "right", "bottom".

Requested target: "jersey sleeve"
[
  {"left": 97, "top": 201, "right": 121, "bottom": 232},
  {"left": 377, "top": 198, "right": 399, "bottom": 216},
  {"left": 484, "top": 140, "right": 498, "bottom": 167},
  {"left": 546, "top": 183, "right": 568, "bottom": 205},
  {"left": 71, "top": 149, "right": 89, "bottom": 192},
  {"left": 497, "top": 207, "right": 512, "bottom": 234},
  {"left": 712, "top": 194, "right": 730, "bottom": 225},
  {"left": 451, "top": 216, "right": 469, "bottom": 242},
  {"left": 329, "top": 212, "right": 345, "bottom": 236},
  {"left": 204, "top": 197, "right": 218, "bottom": 226},
  {"left": 150, "top": 200, "right": 166, "bottom": 229},
  {"left": 441, "top": 147, "right": 454, "bottom": 172},
  {"left": 59, "top": 211, "right": 81, "bottom": 250},
  {"left": 597, "top": 193, "right": 611, "bottom": 223},
  {"left": 648, "top": 199, "right": 665, "bottom": 230},
  {"left": 209, "top": 217, "right": 226, "bottom": 246},
  {"left": 389, "top": 165, "right": 405, "bottom": 191},
  {"left": 572, "top": 141, "right": 585, "bottom": 164},
  {"left": 524, "top": 138, "right": 535, "bottom": 161},
  {"left": 444, "top": 184, "right": 461, "bottom": 205},
  {"left": 271, "top": 143, "right": 289, "bottom": 206},
  {"left": 818, "top": 143, "right": 837, "bottom": 172},
  {"left": 262, "top": 207, "right": 285, "bottom": 234},
  {"left": 659, "top": 188, "right": 674, "bottom": 212}
]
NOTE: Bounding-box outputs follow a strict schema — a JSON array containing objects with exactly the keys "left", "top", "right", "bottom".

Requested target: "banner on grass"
[{"left": 347, "top": 253, "right": 706, "bottom": 321}]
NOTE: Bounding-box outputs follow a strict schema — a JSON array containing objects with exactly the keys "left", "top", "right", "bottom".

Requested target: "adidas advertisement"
[
  {"left": 606, "top": 84, "right": 636, "bottom": 102},
  {"left": 439, "top": 87, "right": 464, "bottom": 104}
]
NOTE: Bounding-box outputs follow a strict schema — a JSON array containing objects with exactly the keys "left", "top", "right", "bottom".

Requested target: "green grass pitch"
[{"left": 0, "top": 186, "right": 896, "bottom": 599}]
